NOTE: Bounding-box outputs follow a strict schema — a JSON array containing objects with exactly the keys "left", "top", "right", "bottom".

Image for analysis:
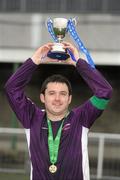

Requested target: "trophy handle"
[
  {"left": 46, "top": 18, "right": 58, "bottom": 42},
  {"left": 72, "top": 17, "right": 78, "bottom": 26},
  {"left": 45, "top": 17, "right": 53, "bottom": 28}
]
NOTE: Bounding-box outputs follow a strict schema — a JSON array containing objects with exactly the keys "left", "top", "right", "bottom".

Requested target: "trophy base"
[{"left": 47, "top": 51, "right": 70, "bottom": 60}]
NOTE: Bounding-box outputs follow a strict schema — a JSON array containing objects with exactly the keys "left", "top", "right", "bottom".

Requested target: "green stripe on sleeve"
[{"left": 90, "top": 96, "right": 110, "bottom": 110}]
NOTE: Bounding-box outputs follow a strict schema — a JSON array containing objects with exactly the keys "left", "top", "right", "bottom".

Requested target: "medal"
[
  {"left": 47, "top": 119, "right": 64, "bottom": 173},
  {"left": 47, "top": 112, "right": 69, "bottom": 173},
  {"left": 49, "top": 164, "right": 57, "bottom": 173}
]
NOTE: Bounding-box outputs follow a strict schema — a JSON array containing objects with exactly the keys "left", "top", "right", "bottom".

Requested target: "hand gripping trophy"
[{"left": 46, "top": 17, "right": 95, "bottom": 68}]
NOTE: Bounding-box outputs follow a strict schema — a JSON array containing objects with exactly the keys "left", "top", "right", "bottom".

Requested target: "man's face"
[{"left": 40, "top": 82, "right": 72, "bottom": 116}]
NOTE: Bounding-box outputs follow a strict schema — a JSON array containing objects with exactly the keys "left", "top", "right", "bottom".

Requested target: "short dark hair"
[{"left": 40, "top": 74, "right": 72, "bottom": 95}]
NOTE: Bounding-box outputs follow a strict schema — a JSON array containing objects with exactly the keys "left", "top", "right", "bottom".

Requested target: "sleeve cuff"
[{"left": 90, "top": 96, "right": 110, "bottom": 110}]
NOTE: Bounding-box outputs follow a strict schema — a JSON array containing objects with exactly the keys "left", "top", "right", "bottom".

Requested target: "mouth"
[
  {"left": 53, "top": 104, "right": 61, "bottom": 107},
  {"left": 53, "top": 103, "right": 62, "bottom": 108}
]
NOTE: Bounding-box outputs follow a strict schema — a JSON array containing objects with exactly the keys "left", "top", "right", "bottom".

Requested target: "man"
[{"left": 5, "top": 42, "right": 112, "bottom": 180}]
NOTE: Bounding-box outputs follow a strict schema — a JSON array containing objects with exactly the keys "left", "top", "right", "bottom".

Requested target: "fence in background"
[
  {"left": 0, "top": 0, "right": 120, "bottom": 13},
  {"left": 0, "top": 128, "right": 120, "bottom": 179}
]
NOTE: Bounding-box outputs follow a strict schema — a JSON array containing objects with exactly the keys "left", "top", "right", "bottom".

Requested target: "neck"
[{"left": 47, "top": 111, "right": 69, "bottom": 122}]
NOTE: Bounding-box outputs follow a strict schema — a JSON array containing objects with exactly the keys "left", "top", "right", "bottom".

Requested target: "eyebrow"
[{"left": 48, "top": 90, "right": 68, "bottom": 94}]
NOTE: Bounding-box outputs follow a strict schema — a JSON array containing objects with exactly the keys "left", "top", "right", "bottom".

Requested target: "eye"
[
  {"left": 48, "top": 91, "right": 55, "bottom": 95},
  {"left": 60, "top": 92, "right": 68, "bottom": 96}
]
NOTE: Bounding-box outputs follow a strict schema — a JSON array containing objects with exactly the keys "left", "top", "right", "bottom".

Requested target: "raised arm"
[
  {"left": 62, "top": 41, "right": 112, "bottom": 101},
  {"left": 76, "top": 59, "right": 113, "bottom": 105},
  {"left": 4, "top": 43, "right": 55, "bottom": 128},
  {"left": 4, "top": 59, "right": 38, "bottom": 128},
  {"left": 62, "top": 41, "right": 113, "bottom": 128}
]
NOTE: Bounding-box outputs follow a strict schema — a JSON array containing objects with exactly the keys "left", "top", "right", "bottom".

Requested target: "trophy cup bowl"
[{"left": 47, "top": 18, "right": 70, "bottom": 60}]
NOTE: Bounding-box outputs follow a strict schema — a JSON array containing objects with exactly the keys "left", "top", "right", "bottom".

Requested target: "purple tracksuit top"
[{"left": 5, "top": 58, "right": 112, "bottom": 180}]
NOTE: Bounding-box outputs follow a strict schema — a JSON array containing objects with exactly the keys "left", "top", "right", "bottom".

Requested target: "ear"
[
  {"left": 40, "top": 93, "right": 45, "bottom": 103},
  {"left": 68, "top": 95, "right": 72, "bottom": 105}
]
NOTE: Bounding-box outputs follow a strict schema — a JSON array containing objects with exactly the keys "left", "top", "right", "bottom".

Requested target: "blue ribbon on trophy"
[
  {"left": 47, "top": 18, "right": 58, "bottom": 42},
  {"left": 47, "top": 18, "right": 95, "bottom": 69}
]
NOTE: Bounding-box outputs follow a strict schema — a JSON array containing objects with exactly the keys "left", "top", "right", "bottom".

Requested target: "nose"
[{"left": 55, "top": 94, "right": 60, "bottom": 101}]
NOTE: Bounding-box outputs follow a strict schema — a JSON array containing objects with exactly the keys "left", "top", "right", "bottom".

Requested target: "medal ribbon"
[{"left": 47, "top": 118, "right": 64, "bottom": 165}]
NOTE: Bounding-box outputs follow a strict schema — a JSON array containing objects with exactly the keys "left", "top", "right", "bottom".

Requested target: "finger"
[
  {"left": 62, "top": 43, "right": 74, "bottom": 51},
  {"left": 66, "top": 47, "right": 75, "bottom": 53},
  {"left": 62, "top": 41, "right": 72, "bottom": 46},
  {"left": 46, "top": 42, "right": 54, "bottom": 47},
  {"left": 43, "top": 45, "right": 53, "bottom": 52}
]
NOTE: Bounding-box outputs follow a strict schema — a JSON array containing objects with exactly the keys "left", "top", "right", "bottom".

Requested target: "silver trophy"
[
  {"left": 47, "top": 18, "right": 70, "bottom": 60},
  {"left": 47, "top": 17, "right": 95, "bottom": 67}
]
